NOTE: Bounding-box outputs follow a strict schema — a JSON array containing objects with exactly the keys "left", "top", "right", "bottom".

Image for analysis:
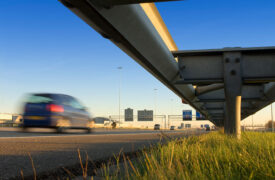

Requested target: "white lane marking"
[{"left": 0, "top": 131, "right": 185, "bottom": 139}]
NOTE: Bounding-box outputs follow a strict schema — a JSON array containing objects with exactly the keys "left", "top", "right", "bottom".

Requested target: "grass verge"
[{"left": 101, "top": 132, "right": 275, "bottom": 180}]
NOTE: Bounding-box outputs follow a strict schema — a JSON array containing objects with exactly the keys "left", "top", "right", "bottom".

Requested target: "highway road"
[{"left": 0, "top": 127, "right": 204, "bottom": 179}]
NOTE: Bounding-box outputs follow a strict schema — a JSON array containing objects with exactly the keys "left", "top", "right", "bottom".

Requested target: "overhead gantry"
[{"left": 59, "top": 0, "right": 275, "bottom": 138}]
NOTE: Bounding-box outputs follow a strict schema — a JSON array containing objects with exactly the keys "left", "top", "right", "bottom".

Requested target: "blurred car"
[
  {"left": 154, "top": 124, "right": 160, "bottom": 130},
  {"left": 206, "top": 126, "right": 211, "bottom": 131},
  {"left": 170, "top": 126, "right": 175, "bottom": 130},
  {"left": 22, "top": 93, "right": 94, "bottom": 133}
]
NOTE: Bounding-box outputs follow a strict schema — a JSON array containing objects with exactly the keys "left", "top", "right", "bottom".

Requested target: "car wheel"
[
  {"left": 56, "top": 119, "right": 71, "bottom": 134},
  {"left": 56, "top": 127, "right": 64, "bottom": 133},
  {"left": 86, "top": 128, "right": 92, "bottom": 134},
  {"left": 85, "top": 121, "right": 94, "bottom": 133},
  {"left": 21, "top": 126, "right": 28, "bottom": 132}
]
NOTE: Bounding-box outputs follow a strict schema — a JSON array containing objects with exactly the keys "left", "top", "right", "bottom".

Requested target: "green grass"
[{"left": 101, "top": 132, "right": 275, "bottom": 180}]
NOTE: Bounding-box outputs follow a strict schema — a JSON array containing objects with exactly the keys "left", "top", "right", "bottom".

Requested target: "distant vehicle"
[
  {"left": 170, "top": 126, "right": 175, "bottom": 130},
  {"left": 154, "top": 124, "right": 160, "bottom": 130},
  {"left": 22, "top": 93, "right": 94, "bottom": 133},
  {"left": 206, "top": 126, "right": 211, "bottom": 131},
  {"left": 93, "top": 117, "right": 110, "bottom": 124}
]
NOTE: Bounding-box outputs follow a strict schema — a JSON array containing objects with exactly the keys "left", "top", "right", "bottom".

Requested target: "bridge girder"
[
  {"left": 173, "top": 47, "right": 275, "bottom": 138},
  {"left": 60, "top": 0, "right": 275, "bottom": 137}
]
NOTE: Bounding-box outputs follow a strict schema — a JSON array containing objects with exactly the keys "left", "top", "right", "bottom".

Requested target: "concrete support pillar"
[
  {"left": 223, "top": 52, "right": 242, "bottom": 139},
  {"left": 224, "top": 96, "right": 241, "bottom": 138}
]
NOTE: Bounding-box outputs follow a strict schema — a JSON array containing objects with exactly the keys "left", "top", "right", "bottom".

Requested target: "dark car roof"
[
  {"left": 32, "top": 93, "right": 73, "bottom": 98},
  {"left": 33, "top": 93, "right": 70, "bottom": 96}
]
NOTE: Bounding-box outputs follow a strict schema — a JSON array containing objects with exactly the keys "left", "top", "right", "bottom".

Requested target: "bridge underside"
[
  {"left": 173, "top": 47, "right": 275, "bottom": 138},
  {"left": 60, "top": 0, "right": 275, "bottom": 137}
]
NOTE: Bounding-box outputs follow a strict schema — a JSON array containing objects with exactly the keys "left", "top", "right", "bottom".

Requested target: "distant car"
[
  {"left": 154, "top": 124, "right": 160, "bottom": 130},
  {"left": 22, "top": 93, "right": 94, "bottom": 133},
  {"left": 206, "top": 126, "right": 211, "bottom": 131},
  {"left": 170, "top": 126, "right": 175, "bottom": 130},
  {"left": 93, "top": 117, "right": 110, "bottom": 124}
]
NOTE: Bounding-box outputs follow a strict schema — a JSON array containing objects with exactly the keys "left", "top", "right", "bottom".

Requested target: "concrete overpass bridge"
[{"left": 59, "top": 0, "right": 275, "bottom": 138}]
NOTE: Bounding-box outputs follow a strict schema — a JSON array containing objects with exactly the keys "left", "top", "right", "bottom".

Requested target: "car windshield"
[{"left": 26, "top": 94, "right": 53, "bottom": 104}]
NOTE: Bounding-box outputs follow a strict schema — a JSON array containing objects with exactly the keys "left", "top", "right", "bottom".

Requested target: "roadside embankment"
[{"left": 99, "top": 132, "right": 275, "bottom": 179}]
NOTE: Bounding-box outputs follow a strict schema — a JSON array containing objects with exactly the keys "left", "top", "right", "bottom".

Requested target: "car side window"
[
  {"left": 57, "top": 95, "right": 84, "bottom": 110},
  {"left": 58, "top": 96, "right": 71, "bottom": 107},
  {"left": 69, "top": 98, "right": 84, "bottom": 110}
]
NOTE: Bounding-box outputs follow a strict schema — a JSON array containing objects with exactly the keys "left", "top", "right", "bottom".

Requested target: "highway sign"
[
  {"left": 183, "top": 110, "right": 192, "bottom": 120},
  {"left": 196, "top": 111, "right": 205, "bottom": 120}
]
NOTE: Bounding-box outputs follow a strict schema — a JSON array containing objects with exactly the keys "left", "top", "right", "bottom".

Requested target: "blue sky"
[{"left": 0, "top": 0, "right": 274, "bottom": 125}]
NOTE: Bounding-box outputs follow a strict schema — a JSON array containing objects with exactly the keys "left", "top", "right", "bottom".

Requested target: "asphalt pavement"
[{"left": 0, "top": 127, "right": 204, "bottom": 179}]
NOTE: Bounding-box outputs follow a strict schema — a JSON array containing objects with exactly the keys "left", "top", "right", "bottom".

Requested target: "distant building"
[
  {"left": 0, "top": 113, "right": 22, "bottom": 124},
  {"left": 185, "top": 124, "right": 191, "bottom": 128},
  {"left": 125, "top": 108, "right": 133, "bottom": 121},
  {"left": 138, "top": 109, "right": 153, "bottom": 121},
  {"left": 178, "top": 123, "right": 184, "bottom": 129},
  {"left": 0, "top": 113, "right": 12, "bottom": 123},
  {"left": 0, "top": 113, "right": 12, "bottom": 121}
]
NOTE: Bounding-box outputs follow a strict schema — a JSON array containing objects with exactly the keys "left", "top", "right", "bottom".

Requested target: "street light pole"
[{"left": 118, "top": 66, "right": 122, "bottom": 126}]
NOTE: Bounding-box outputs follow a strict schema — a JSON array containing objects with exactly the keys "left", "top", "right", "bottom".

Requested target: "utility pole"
[
  {"left": 117, "top": 66, "right": 122, "bottom": 126},
  {"left": 170, "top": 98, "right": 174, "bottom": 115},
  {"left": 154, "top": 88, "right": 157, "bottom": 119},
  {"left": 271, "top": 103, "right": 274, "bottom": 132},
  {"left": 252, "top": 114, "right": 254, "bottom": 131}
]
